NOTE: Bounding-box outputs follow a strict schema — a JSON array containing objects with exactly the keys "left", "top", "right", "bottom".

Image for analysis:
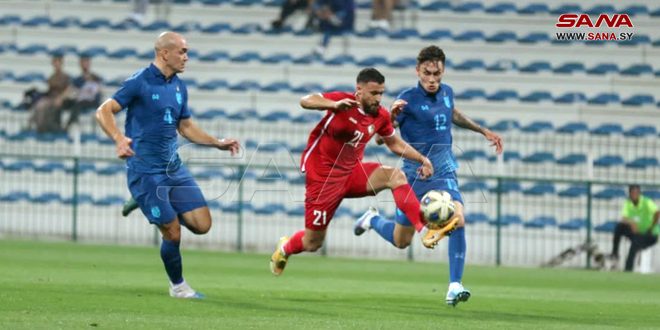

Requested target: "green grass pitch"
[{"left": 0, "top": 239, "right": 658, "bottom": 329}]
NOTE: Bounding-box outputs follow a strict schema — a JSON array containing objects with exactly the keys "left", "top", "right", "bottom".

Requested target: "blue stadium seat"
[
  {"left": 107, "top": 47, "right": 138, "bottom": 59},
  {"left": 485, "top": 2, "right": 517, "bottom": 14},
  {"left": 141, "top": 20, "right": 170, "bottom": 31},
  {"left": 622, "top": 94, "right": 655, "bottom": 106},
  {"left": 334, "top": 206, "right": 354, "bottom": 219},
  {"left": 594, "top": 187, "right": 626, "bottom": 199},
  {"left": 357, "top": 56, "right": 388, "bottom": 66},
  {"left": 590, "top": 123, "right": 623, "bottom": 135},
  {"left": 198, "top": 79, "right": 229, "bottom": 90},
  {"left": 454, "top": 59, "right": 486, "bottom": 71},
  {"left": 231, "top": 51, "right": 261, "bottom": 63},
  {"left": 51, "top": 16, "right": 81, "bottom": 28},
  {"left": 288, "top": 174, "right": 306, "bottom": 185},
  {"left": 520, "top": 91, "right": 553, "bottom": 103},
  {"left": 193, "top": 168, "right": 225, "bottom": 180},
  {"left": 593, "top": 155, "right": 624, "bottom": 167},
  {"left": 460, "top": 180, "right": 488, "bottom": 193},
  {"left": 554, "top": 92, "right": 586, "bottom": 104},
  {"left": 262, "top": 53, "right": 293, "bottom": 64},
  {"left": 4, "top": 160, "right": 34, "bottom": 171},
  {"left": 172, "top": 21, "right": 203, "bottom": 33},
  {"left": 232, "top": 23, "right": 262, "bottom": 34},
  {"left": 594, "top": 220, "right": 618, "bottom": 233},
  {"left": 292, "top": 54, "right": 318, "bottom": 65},
  {"left": 498, "top": 150, "right": 521, "bottom": 162},
  {"left": 291, "top": 112, "right": 322, "bottom": 123},
  {"left": 453, "top": 1, "right": 483, "bottom": 12},
  {"left": 586, "top": 63, "right": 619, "bottom": 75},
  {"left": 486, "top": 31, "right": 517, "bottom": 43},
  {"left": 93, "top": 195, "right": 125, "bottom": 206},
  {"left": 199, "top": 50, "right": 230, "bottom": 62},
  {"left": 556, "top": 122, "right": 589, "bottom": 134},
  {"left": 620, "top": 34, "right": 651, "bottom": 47},
  {"left": 520, "top": 121, "right": 553, "bottom": 133},
  {"left": 228, "top": 108, "right": 258, "bottom": 121},
  {"left": 458, "top": 149, "right": 488, "bottom": 161},
  {"left": 22, "top": 16, "right": 51, "bottom": 27},
  {"left": 621, "top": 64, "right": 653, "bottom": 76},
  {"left": 455, "top": 88, "right": 487, "bottom": 100},
  {"left": 518, "top": 32, "right": 550, "bottom": 43},
  {"left": 556, "top": 153, "right": 587, "bottom": 165},
  {"left": 0, "top": 15, "right": 21, "bottom": 26},
  {"left": 388, "top": 28, "right": 420, "bottom": 40},
  {"left": 490, "top": 214, "right": 522, "bottom": 226},
  {"left": 520, "top": 61, "right": 552, "bottom": 73},
  {"left": 523, "top": 182, "right": 555, "bottom": 196},
  {"left": 291, "top": 82, "right": 323, "bottom": 94},
  {"left": 558, "top": 218, "right": 586, "bottom": 231},
  {"left": 522, "top": 152, "right": 554, "bottom": 163},
  {"left": 645, "top": 190, "right": 660, "bottom": 199},
  {"left": 30, "top": 192, "right": 62, "bottom": 204},
  {"left": 623, "top": 5, "right": 649, "bottom": 16},
  {"left": 420, "top": 0, "right": 451, "bottom": 11},
  {"left": 550, "top": 4, "right": 581, "bottom": 15},
  {"left": 222, "top": 202, "right": 253, "bottom": 213},
  {"left": 80, "top": 46, "right": 107, "bottom": 58},
  {"left": 626, "top": 157, "right": 659, "bottom": 169},
  {"left": 585, "top": 4, "right": 616, "bottom": 15},
  {"left": 558, "top": 185, "right": 588, "bottom": 198},
  {"left": 65, "top": 162, "right": 96, "bottom": 174},
  {"left": 651, "top": 7, "right": 660, "bottom": 17},
  {"left": 286, "top": 205, "right": 305, "bottom": 216},
  {"left": 465, "top": 212, "right": 489, "bottom": 224},
  {"left": 96, "top": 164, "right": 125, "bottom": 176},
  {"left": 389, "top": 57, "right": 417, "bottom": 68},
  {"left": 486, "top": 59, "right": 518, "bottom": 72},
  {"left": 624, "top": 125, "right": 657, "bottom": 137},
  {"left": 17, "top": 44, "right": 49, "bottom": 56},
  {"left": 486, "top": 89, "right": 518, "bottom": 101},
  {"left": 453, "top": 30, "right": 485, "bottom": 42},
  {"left": 524, "top": 216, "right": 557, "bottom": 228},
  {"left": 421, "top": 29, "right": 452, "bottom": 40},
  {"left": 490, "top": 181, "right": 522, "bottom": 194},
  {"left": 80, "top": 18, "right": 112, "bottom": 29},
  {"left": 324, "top": 54, "right": 355, "bottom": 66},
  {"left": 260, "top": 111, "right": 291, "bottom": 122},
  {"left": 0, "top": 190, "right": 31, "bottom": 202},
  {"left": 489, "top": 119, "right": 519, "bottom": 132},
  {"left": 62, "top": 193, "right": 94, "bottom": 205},
  {"left": 553, "top": 62, "right": 585, "bottom": 74},
  {"left": 34, "top": 161, "right": 67, "bottom": 173},
  {"left": 260, "top": 81, "right": 291, "bottom": 92},
  {"left": 518, "top": 3, "right": 549, "bottom": 14},
  {"left": 201, "top": 22, "right": 231, "bottom": 33},
  {"left": 254, "top": 203, "right": 286, "bottom": 215}
]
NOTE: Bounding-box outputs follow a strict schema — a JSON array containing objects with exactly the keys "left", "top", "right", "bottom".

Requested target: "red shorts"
[{"left": 304, "top": 162, "right": 381, "bottom": 230}]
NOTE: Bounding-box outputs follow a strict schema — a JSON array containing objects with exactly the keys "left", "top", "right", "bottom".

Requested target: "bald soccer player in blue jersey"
[
  {"left": 353, "top": 45, "right": 503, "bottom": 306},
  {"left": 96, "top": 32, "right": 240, "bottom": 299}
]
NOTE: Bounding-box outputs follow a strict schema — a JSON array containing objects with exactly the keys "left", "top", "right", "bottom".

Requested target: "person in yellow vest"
[{"left": 610, "top": 185, "right": 659, "bottom": 271}]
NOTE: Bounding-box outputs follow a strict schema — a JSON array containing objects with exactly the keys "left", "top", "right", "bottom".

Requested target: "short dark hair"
[
  {"left": 356, "top": 67, "right": 385, "bottom": 84},
  {"left": 629, "top": 184, "right": 641, "bottom": 192},
  {"left": 417, "top": 45, "right": 445, "bottom": 65}
]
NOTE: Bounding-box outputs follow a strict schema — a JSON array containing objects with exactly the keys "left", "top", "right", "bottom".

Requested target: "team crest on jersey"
[
  {"left": 368, "top": 124, "right": 375, "bottom": 134},
  {"left": 176, "top": 92, "right": 182, "bottom": 105},
  {"left": 443, "top": 96, "right": 451, "bottom": 109},
  {"left": 151, "top": 206, "right": 161, "bottom": 218}
]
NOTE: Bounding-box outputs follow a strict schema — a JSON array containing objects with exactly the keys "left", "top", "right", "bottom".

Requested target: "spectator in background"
[
  {"left": 369, "top": 0, "right": 395, "bottom": 30},
  {"left": 610, "top": 185, "right": 659, "bottom": 272},
  {"left": 271, "top": 0, "right": 314, "bottom": 30},
  {"left": 61, "top": 55, "right": 103, "bottom": 130},
  {"left": 28, "top": 53, "right": 70, "bottom": 133},
  {"left": 311, "top": 0, "right": 354, "bottom": 56}
]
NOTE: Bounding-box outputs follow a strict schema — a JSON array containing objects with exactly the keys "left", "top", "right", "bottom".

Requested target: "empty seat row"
[
  {"left": 466, "top": 213, "right": 621, "bottom": 233},
  {"left": 2, "top": 15, "right": 658, "bottom": 47},
  {"left": 3, "top": 43, "right": 659, "bottom": 77}
]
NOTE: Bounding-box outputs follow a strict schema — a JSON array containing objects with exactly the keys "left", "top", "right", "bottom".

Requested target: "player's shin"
[
  {"left": 283, "top": 230, "right": 305, "bottom": 255},
  {"left": 392, "top": 184, "right": 426, "bottom": 232}
]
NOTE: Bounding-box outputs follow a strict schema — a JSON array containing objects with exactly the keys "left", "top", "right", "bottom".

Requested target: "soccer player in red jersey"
[{"left": 270, "top": 68, "right": 457, "bottom": 275}]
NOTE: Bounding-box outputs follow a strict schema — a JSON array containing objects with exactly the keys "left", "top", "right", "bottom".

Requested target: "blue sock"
[
  {"left": 160, "top": 238, "right": 183, "bottom": 285},
  {"left": 448, "top": 227, "right": 466, "bottom": 283},
  {"left": 371, "top": 215, "right": 396, "bottom": 247}
]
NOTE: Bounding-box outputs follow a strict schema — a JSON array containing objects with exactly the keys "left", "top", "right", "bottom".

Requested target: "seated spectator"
[
  {"left": 28, "top": 53, "right": 70, "bottom": 133},
  {"left": 369, "top": 0, "right": 395, "bottom": 30},
  {"left": 311, "top": 0, "right": 355, "bottom": 56},
  {"left": 61, "top": 55, "right": 103, "bottom": 130},
  {"left": 610, "top": 185, "right": 659, "bottom": 271},
  {"left": 271, "top": 0, "right": 314, "bottom": 30}
]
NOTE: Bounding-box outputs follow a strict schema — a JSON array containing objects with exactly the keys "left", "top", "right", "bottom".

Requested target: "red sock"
[
  {"left": 283, "top": 230, "right": 305, "bottom": 255},
  {"left": 392, "top": 184, "right": 425, "bottom": 232}
]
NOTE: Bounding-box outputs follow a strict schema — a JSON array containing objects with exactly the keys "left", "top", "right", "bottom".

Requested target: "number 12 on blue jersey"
[{"left": 434, "top": 114, "right": 447, "bottom": 131}]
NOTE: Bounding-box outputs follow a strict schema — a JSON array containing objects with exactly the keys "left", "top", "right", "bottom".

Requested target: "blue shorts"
[
  {"left": 395, "top": 172, "right": 463, "bottom": 226},
  {"left": 127, "top": 166, "right": 207, "bottom": 225}
]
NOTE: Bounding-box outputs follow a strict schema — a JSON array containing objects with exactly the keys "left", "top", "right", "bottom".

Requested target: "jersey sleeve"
[
  {"left": 645, "top": 198, "right": 658, "bottom": 215},
  {"left": 180, "top": 83, "right": 191, "bottom": 120},
  {"left": 322, "top": 91, "right": 351, "bottom": 102},
  {"left": 377, "top": 108, "right": 395, "bottom": 137},
  {"left": 621, "top": 200, "right": 633, "bottom": 218},
  {"left": 111, "top": 74, "right": 141, "bottom": 109}
]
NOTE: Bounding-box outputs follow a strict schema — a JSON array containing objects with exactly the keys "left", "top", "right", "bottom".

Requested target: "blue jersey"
[
  {"left": 112, "top": 64, "right": 191, "bottom": 174},
  {"left": 396, "top": 83, "right": 458, "bottom": 180}
]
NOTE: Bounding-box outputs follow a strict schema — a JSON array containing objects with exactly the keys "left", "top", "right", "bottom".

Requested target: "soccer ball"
[{"left": 420, "top": 190, "right": 455, "bottom": 226}]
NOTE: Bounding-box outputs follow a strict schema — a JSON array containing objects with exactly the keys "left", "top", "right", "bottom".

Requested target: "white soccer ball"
[{"left": 420, "top": 190, "right": 455, "bottom": 226}]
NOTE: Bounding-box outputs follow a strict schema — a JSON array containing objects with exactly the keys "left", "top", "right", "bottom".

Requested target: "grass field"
[{"left": 1, "top": 239, "right": 659, "bottom": 329}]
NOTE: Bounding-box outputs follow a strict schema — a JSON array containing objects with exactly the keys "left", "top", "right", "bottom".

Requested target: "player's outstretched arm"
[
  {"left": 381, "top": 134, "right": 433, "bottom": 179},
  {"left": 96, "top": 98, "right": 134, "bottom": 159},
  {"left": 177, "top": 118, "right": 240, "bottom": 156},
  {"left": 300, "top": 93, "right": 357, "bottom": 111},
  {"left": 452, "top": 107, "right": 503, "bottom": 154}
]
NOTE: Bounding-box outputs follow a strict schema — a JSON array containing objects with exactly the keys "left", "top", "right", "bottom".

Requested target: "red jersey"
[{"left": 300, "top": 91, "right": 395, "bottom": 183}]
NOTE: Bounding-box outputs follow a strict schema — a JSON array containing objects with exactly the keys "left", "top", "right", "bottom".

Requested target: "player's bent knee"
[{"left": 393, "top": 240, "right": 411, "bottom": 249}]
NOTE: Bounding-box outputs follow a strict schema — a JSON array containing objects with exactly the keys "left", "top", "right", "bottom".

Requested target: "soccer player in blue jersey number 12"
[
  {"left": 95, "top": 32, "right": 241, "bottom": 299},
  {"left": 353, "top": 45, "right": 503, "bottom": 306}
]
